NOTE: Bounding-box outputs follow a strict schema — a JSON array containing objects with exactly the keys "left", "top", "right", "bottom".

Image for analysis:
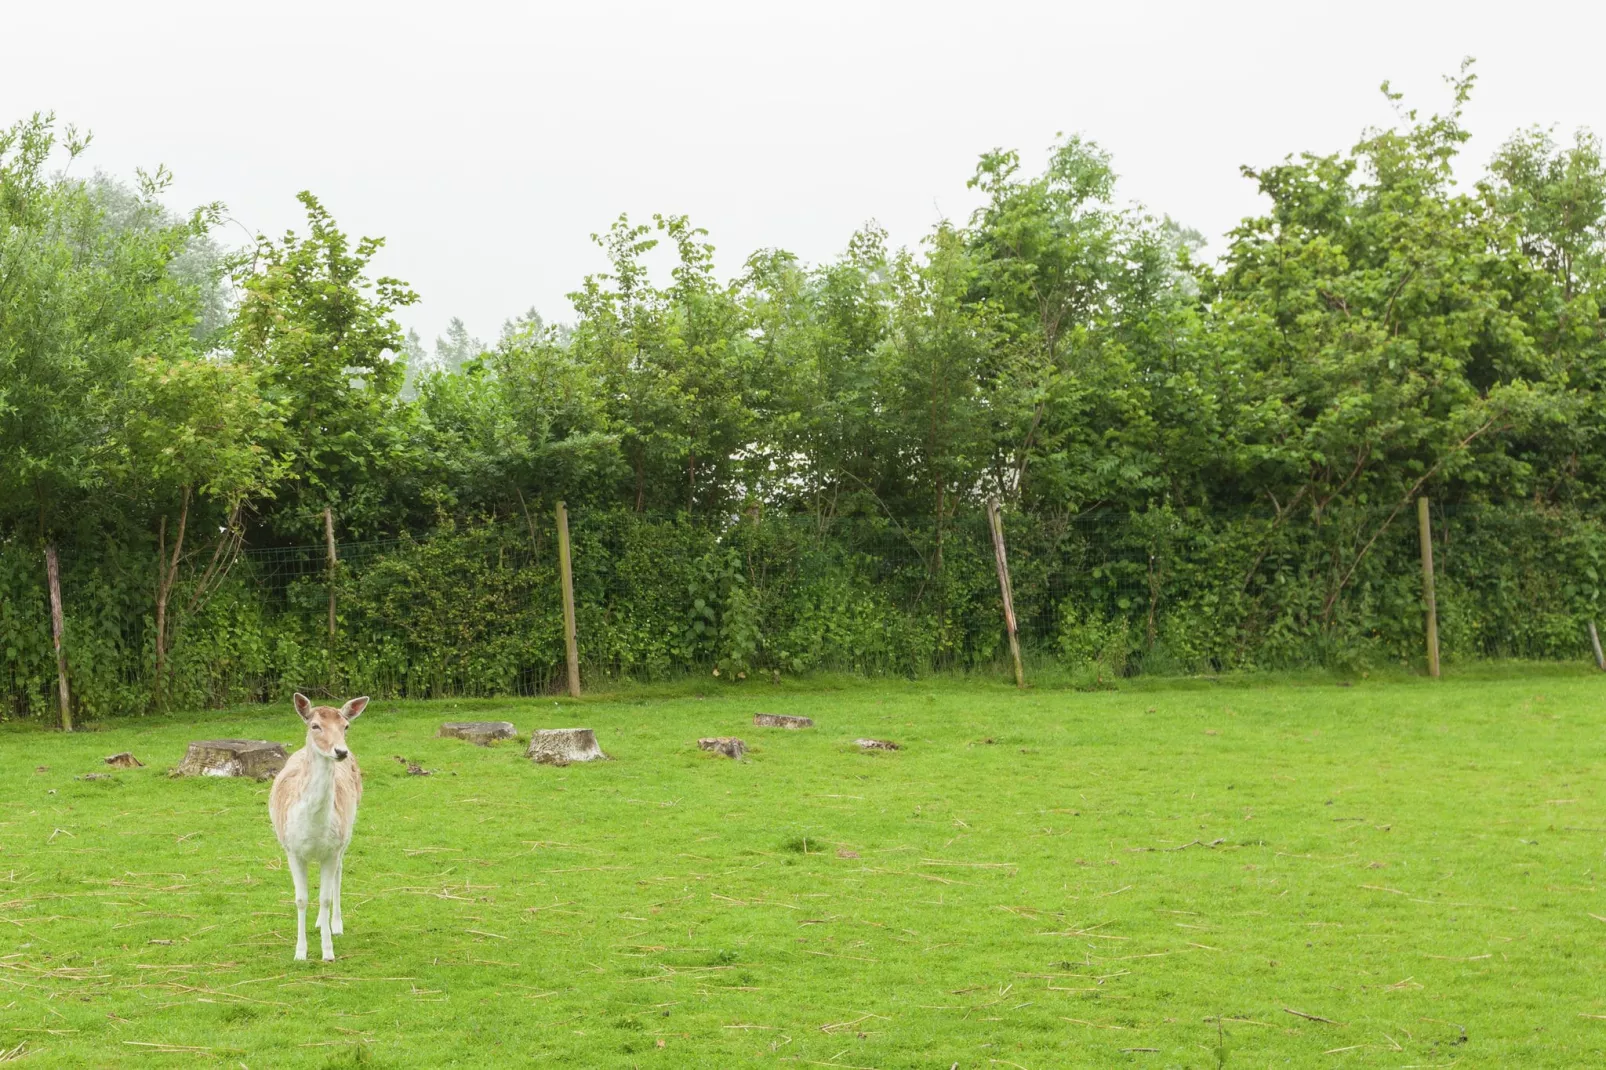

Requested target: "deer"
[{"left": 269, "top": 693, "right": 368, "bottom": 961}]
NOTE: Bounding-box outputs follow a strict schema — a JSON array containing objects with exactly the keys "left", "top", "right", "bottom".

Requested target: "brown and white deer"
[{"left": 269, "top": 693, "right": 368, "bottom": 961}]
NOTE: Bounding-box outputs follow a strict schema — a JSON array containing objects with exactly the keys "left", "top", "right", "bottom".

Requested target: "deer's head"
[{"left": 292, "top": 693, "right": 369, "bottom": 762}]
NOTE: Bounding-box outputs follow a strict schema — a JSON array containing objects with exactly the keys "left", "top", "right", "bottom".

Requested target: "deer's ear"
[
  {"left": 341, "top": 696, "right": 370, "bottom": 720},
  {"left": 293, "top": 693, "right": 314, "bottom": 721}
]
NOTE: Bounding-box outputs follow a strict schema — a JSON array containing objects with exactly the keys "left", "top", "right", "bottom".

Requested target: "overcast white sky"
[{"left": 6, "top": 1, "right": 1603, "bottom": 349}]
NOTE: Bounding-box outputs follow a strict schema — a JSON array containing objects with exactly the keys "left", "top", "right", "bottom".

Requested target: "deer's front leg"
[
  {"left": 288, "top": 854, "right": 309, "bottom": 961},
  {"left": 318, "top": 861, "right": 336, "bottom": 961}
]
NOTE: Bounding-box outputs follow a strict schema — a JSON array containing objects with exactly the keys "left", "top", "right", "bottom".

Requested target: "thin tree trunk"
[
  {"left": 154, "top": 486, "right": 191, "bottom": 708},
  {"left": 154, "top": 513, "right": 166, "bottom": 704},
  {"left": 183, "top": 502, "right": 245, "bottom": 618},
  {"left": 556, "top": 500, "right": 581, "bottom": 698},
  {"left": 1013, "top": 401, "right": 1046, "bottom": 495},
  {"left": 324, "top": 507, "right": 338, "bottom": 642},
  {"left": 45, "top": 542, "right": 72, "bottom": 732},
  {"left": 1417, "top": 496, "right": 1440, "bottom": 678},
  {"left": 1146, "top": 552, "right": 1160, "bottom": 648},
  {"left": 1319, "top": 420, "right": 1497, "bottom": 625},
  {"left": 630, "top": 441, "right": 646, "bottom": 513},
  {"left": 164, "top": 503, "right": 247, "bottom": 668},
  {"left": 515, "top": 487, "right": 541, "bottom": 562},
  {"left": 987, "top": 497, "right": 1025, "bottom": 689}
]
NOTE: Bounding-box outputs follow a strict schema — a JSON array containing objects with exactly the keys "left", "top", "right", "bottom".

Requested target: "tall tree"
[
  {"left": 122, "top": 354, "right": 281, "bottom": 706},
  {"left": 0, "top": 113, "right": 222, "bottom": 727},
  {"left": 1210, "top": 63, "right": 1560, "bottom": 620},
  {"left": 740, "top": 227, "right": 892, "bottom": 526},
  {"left": 881, "top": 226, "right": 996, "bottom": 566},
  {"left": 1483, "top": 127, "right": 1606, "bottom": 502},
  {"left": 231, "top": 192, "right": 419, "bottom": 538},
  {"left": 966, "top": 136, "right": 1154, "bottom": 503},
  {"left": 568, "top": 214, "right": 756, "bottom": 513}
]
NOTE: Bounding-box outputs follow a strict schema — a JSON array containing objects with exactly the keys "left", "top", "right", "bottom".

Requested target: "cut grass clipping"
[{"left": 3, "top": 668, "right": 1605, "bottom": 1066}]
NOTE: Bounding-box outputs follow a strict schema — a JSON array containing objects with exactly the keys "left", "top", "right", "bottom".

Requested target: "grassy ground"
[{"left": 3, "top": 668, "right": 1606, "bottom": 1067}]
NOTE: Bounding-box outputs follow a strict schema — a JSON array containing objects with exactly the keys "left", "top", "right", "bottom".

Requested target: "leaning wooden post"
[
  {"left": 44, "top": 542, "right": 73, "bottom": 732},
  {"left": 1589, "top": 621, "right": 1605, "bottom": 672},
  {"left": 1417, "top": 496, "right": 1440, "bottom": 679},
  {"left": 323, "top": 507, "right": 338, "bottom": 642},
  {"left": 986, "top": 496, "right": 1026, "bottom": 689},
  {"left": 556, "top": 500, "right": 581, "bottom": 698}
]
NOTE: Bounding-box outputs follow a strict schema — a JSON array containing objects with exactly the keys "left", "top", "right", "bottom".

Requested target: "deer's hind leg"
[{"left": 330, "top": 851, "right": 344, "bottom": 936}]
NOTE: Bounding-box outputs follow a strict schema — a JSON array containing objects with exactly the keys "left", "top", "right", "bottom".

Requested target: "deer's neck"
[{"left": 299, "top": 750, "right": 338, "bottom": 820}]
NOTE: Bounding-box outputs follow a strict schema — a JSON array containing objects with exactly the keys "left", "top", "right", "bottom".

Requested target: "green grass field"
[{"left": 4, "top": 668, "right": 1606, "bottom": 1067}]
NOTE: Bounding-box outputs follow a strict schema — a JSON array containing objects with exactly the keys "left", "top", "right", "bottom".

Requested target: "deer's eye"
[{"left": 311, "top": 724, "right": 322, "bottom": 731}]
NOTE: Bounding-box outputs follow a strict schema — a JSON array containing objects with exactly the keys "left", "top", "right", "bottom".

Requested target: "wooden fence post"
[
  {"left": 324, "top": 507, "right": 338, "bottom": 642},
  {"left": 987, "top": 497, "right": 1026, "bottom": 689},
  {"left": 556, "top": 500, "right": 581, "bottom": 698},
  {"left": 1589, "top": 621, "right": 1605, "bottom": 672},
  {"left": 1417, "top": 496, "right": 1440, "bottom": 679},
  {"left": 45, "top": 542, "right": 73, "bottom": 732}
]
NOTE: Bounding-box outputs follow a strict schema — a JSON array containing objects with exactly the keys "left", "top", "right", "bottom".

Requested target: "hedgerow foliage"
[{"left": 4, "top": 66, "right": 1606, "bottom": 717}]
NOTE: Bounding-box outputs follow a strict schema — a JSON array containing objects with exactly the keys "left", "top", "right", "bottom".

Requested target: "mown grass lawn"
[{"left": 3, "top": 667, "right": 1606, "bottom": 1067}]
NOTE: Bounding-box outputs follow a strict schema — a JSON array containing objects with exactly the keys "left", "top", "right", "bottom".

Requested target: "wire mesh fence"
[{"left": 3, "top": 500, "right": 1605, "bottom": 719}]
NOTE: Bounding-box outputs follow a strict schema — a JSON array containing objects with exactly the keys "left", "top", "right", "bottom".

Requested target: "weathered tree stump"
[
  {"left": 526, "top": 728, "right": 608, "bottom": 765},
  {"left": 698, "top": 737, "right": 746, "bottom": 759},
  {"left": 104, "top": 752, "right": 144, "bottom": 768},
  {"left": 437, "top": 721, "right": 517, "bottom": 746},
  {"left": 753, "top": 713, "right": 813, "bottom": 729},
  {"left": 175, "top": 740, "right": 288, "bottom": 779},
  {"left": 854, "top": 738, "right": 901, "bottom": 751}
]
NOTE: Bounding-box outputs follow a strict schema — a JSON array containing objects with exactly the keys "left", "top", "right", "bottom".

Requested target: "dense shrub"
[{"left": 4, "top": 504, "right": 1604, "bottom": 720}]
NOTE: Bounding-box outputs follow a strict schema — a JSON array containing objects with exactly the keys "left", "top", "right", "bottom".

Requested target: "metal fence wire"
[{"left": 2, "top": 501, "right": 1603, "bottom": 717}]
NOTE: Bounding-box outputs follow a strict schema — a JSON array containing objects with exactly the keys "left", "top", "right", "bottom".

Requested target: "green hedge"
[{"left": 3, "top": 504, "right": 1603, "bottom": 720}]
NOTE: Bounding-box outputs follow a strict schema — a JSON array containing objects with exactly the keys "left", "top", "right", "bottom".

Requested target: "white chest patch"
[{"left": 283, "top": 782, "right": 351, "bottom": 862}]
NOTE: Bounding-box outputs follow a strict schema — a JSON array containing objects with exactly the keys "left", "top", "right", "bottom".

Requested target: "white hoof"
[
  {"left": 322, "top": 951, "right": 336, "bottom": 962},
  {"left": 331, "top": 921, "right": 343, "bottom": 935},
  {"left": 294, "top": 949, "right": 307, "bottom": 961}
]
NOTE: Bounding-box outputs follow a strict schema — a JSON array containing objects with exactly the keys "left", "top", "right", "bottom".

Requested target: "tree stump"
[
  {"left": 698, "top": 737, "right": 746, "bottom": 759},
  {"left": 854, "top": 738, "right": 900, "bottom": 751},
  {"left": 753, "top": 713, "right": 813, "bottom": 729},
  {"left": 437, "top": 721, "right": 517, "bottom": 746},
  {"left": 104, "top": 752, "right": 144, "bottom": 769},
  {"left": 526, "top": 728, "right": 608, "bottom": 765},
  {"left": 175, "top": 740, "right": 288, "bottom": 779}
]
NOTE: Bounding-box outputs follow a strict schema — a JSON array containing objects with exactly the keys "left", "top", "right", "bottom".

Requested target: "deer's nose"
[{"left": 334, "top": 748, "right": 349, "bottom": 761}]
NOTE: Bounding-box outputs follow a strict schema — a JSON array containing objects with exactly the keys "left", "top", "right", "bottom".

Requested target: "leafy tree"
[
  {"left": 401, "top": 325, "right": 619, "bottom": 524},
  {"left": 1486, "top": 127, "right": 1606, "bottom": 299},
  {"left": 0, "top": 113, "right": 224, "bottom": 726},
  {"left": 1483, "top": 127, "right": 1606, "bottom": 503},
  {"left": 13, "top": 65, "right": 1606, "bottom": 713},
  {"left": 433, "top": 317, "right": 484, "bottom": 373},
  {"left": 568, "top": 214, "right": 757, "bottom": 513},
  {"left": 966, "top": 136, "right": 1165, "bottom": 505},
  {"left": 740, "top": 227, "right": 892, "bottom": 526},
  {"left": 880, "top": 225, "right": 996, "bottom": 565},
  {"left": 230, "top": 192, "right": 419, "bottom": 538},
  {"left": 1209, "top": 63, "right": 1559, "bottom": 621},
  {"left": 122, "top": 353, "right": 281, "bottom": 705}
]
